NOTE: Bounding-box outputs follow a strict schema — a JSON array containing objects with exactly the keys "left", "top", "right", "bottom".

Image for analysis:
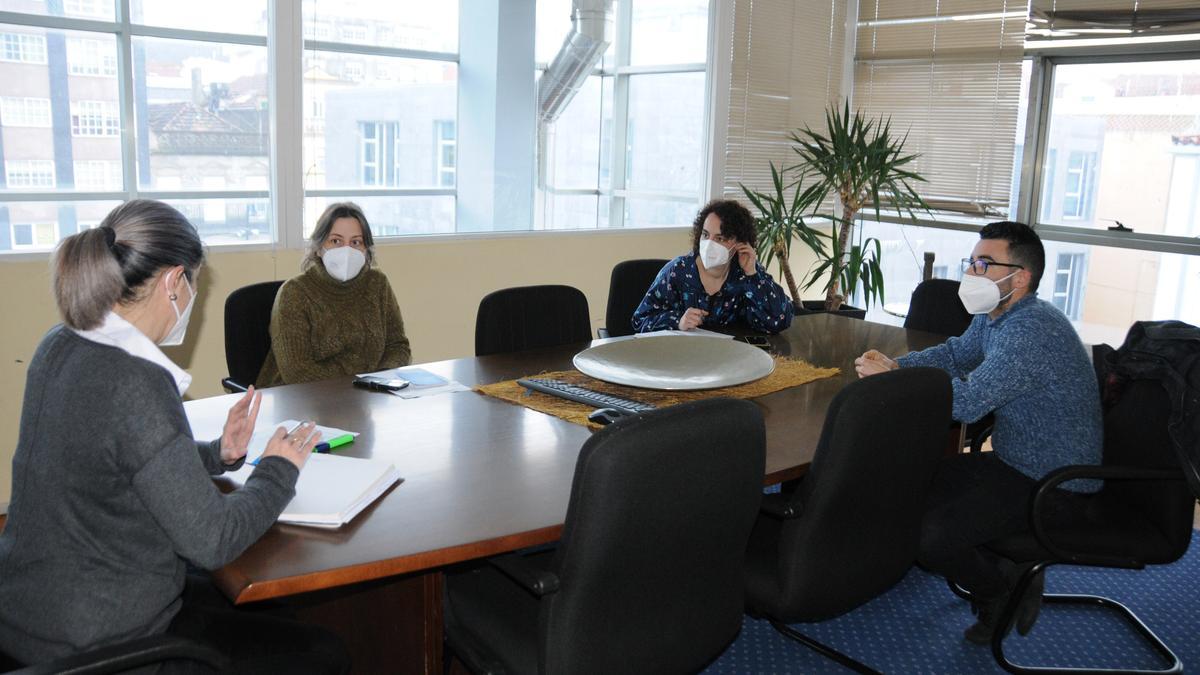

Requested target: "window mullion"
[
  {"left": 607, "top": 0, "right": 633, "bottom": 228},
  {"left": 269, "top": 0, "right": 302, "bottom": 249},
  {"left": 115, "top": 0, "right": 136, "bottom": 198},
  {"left": 1017, "top": 56, "right": 1050, "bottom": 226}
]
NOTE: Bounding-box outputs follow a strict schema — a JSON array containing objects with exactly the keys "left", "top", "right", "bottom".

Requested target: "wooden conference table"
[{"left": 184, "top": 313, "right": 948, "bottom": 673}]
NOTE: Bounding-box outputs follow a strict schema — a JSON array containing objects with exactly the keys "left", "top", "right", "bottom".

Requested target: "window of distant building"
[
  {"left": 70, "top": 100, "right": 120, "bottom": 136},
  {"left": 5, "top": 159, "right": 55, "bottom": 188},
  {"left": 435, "top": 119, "right": 455, "bottom": 188},
  {"left": 0, "top": 97, "right": 52, "bottom": 127},
  {"left": 1, "top": 32, "right": 47, "bottom": 64},
  {"left": 67, "top": 38, "right": 117, "bottom": 77},
  {"left": 10, "top": 222, "right": 58, "bottom": 249},
  {"left": 1051, "top": 252, "right": 1086, "bottom": 320}
]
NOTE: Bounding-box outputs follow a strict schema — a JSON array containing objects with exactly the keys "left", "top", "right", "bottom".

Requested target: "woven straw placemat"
[{"left": 476, "top": 357, "right": 839, "bottom": 429}]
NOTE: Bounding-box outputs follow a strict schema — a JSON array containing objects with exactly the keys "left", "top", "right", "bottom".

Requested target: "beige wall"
[{"left": 0, "top": 229, "right": 819, "bottom": 505}]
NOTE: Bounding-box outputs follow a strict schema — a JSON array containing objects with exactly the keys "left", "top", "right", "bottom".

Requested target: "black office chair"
[
  {"left": 600, "top": 258, "right": 668, "bottom": 338},
  {"left": 474, "top": 285, "right": 592, "bottom": 357},
  {"left": 958, "top": 374, "right": 1193, "bottom": 674},
  {"left": 443, "top": 398, "right": 766, "bottom": 674},
  {"left": 221, "top": 280, "right": 284, "bottom": 392},
  {"left": 1, "top": 634, "right": 227, "bottom": 674},
  {"left": 743, "top": 367, "right": 952, "bottom": 673},
  {"left": 904, "top": 278, "right": 972, "bottom": 338},
  {"left": 903, "top": 279, "right": 990, "bottom": 452}
]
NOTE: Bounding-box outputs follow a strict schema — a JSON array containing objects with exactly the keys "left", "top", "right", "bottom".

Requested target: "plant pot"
[{"left": 795, "top": 300, "right": 867, "bottom": 320}]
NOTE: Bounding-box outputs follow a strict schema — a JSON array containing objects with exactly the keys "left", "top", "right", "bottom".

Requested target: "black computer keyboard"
[{"left": 516, "top": 378, "right": 657, "bottom": 414}]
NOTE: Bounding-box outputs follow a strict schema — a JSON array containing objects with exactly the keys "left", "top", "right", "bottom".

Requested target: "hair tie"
[{"left": 101, "top": 225, "right": 117, "bottom": 251}]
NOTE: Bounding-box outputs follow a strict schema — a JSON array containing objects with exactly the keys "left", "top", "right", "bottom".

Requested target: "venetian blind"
[
  {"left": 854, "top": 0, "right": 1026, "bottom": 216},
  {"left": 1028, "top": 0, "right": 1200, "bottom": 44},
  {"left": 722, "top": 0, "right": 848, "bottom": 200}
]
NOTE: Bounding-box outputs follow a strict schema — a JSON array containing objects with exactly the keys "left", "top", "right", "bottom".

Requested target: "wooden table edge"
[{"left": 218, "top": 524, "right": 566, "bottom": 604}]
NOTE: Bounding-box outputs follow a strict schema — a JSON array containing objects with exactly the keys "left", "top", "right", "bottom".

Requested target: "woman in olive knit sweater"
[{"left": 256, "top": 202, "right": 411, "bottom": 386}]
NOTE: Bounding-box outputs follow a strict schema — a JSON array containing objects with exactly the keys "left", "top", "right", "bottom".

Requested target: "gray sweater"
[{"left": 0, "top": 326, "right": 299, "bottom": 664}]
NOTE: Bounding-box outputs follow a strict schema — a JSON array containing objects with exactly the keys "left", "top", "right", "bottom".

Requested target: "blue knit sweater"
[{"left": 897, "top": 295, "right": 1102, "bottom": 491}]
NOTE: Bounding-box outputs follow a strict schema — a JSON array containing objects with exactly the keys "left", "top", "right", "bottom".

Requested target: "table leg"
[{"left": 283, "top": 570, "right": 444, "bottom": 675}]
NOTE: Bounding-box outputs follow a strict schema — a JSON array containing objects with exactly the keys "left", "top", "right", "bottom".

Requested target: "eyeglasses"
[{"left": 961, "top": 258, "right": 1024, "bottom": 275}]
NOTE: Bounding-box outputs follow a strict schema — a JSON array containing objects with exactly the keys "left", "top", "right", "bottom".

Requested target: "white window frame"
[
  {"left": 5, "top": 159, "right": 55, "bottom": 188},
  {"left": 1, "top": 32, "right": 47, "bottom": 64},
  {"left": 67, "top": 37, "right": 117, "bottom": 77},
  {"left": 0, "top": 97, "right": 51, "bottom": 127},
  {"left": 70, "top": 100, "right": 120, "bottom": 137},
  {"left": 538, "top": 1, "right": 711, "bottom": 229},
  {"left": 10, "top": 222, "right": 57, "bottom": 249}
]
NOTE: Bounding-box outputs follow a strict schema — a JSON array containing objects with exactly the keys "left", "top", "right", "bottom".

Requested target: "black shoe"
[
  {"left": 964, "top": 596, "right": 1012, "bottom": 646},
  {"left": 1015, "top": 568, "right": 1045, "bottom": 636}
]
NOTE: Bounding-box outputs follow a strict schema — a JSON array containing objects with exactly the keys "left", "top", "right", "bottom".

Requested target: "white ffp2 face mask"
[
  {"left": 958, "top": 271, "right": 1017, "bottom": 315},
  {"left": 322, "top": 245, "right": 366, "bottom": 282},
  {"left": 699, "top": 239, "right": 732, "bottom": 269},
  {"left": 160, "top": 277, "right": 195, "bottom": 347}
]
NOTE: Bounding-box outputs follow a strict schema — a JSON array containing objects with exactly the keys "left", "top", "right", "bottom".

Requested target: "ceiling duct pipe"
[{"left": 537, "top": 0, "right": 614, "bottom": 126}]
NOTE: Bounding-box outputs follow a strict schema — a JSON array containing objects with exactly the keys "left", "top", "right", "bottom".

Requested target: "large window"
[{"left": 536, "top": 0, "right": 710, "bottom": 230}]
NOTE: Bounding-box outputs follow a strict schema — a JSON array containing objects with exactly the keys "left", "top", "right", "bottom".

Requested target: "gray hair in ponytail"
[{"left": 52, "top": 200, "right": 204, "bottom": 330}]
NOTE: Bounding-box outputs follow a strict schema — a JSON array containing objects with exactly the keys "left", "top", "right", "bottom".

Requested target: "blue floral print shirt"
[{"left": 631, "top": 253, "right": 795, "bottom": 334}]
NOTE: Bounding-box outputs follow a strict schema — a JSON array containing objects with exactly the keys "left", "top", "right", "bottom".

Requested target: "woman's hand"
[
  {"left": 219, "top": 387, "right": 262, "bottom": 464},
  {"left": 260, "top": 421, "right": 321, "bottom": 470},
  {"left": 854, "top": 349, "right": 898, "bottom": 378},
  {"left": 732, "top": 243, "right": 758, "bottom": 276},
  {"left": 678, "top": 307, "right": 709, "bottom": 331}
]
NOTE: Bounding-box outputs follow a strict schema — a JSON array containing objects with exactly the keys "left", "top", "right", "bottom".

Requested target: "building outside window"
[
  {"left": 1061, "top": 151, "right": 1096, "bottom": 220},
  {"left": 435, "top": 119, "right": 455, "bottom": 188},
  {"left": 67, "top": 38, "right": 117, "bottom": 77},
  {"left": 5, "top": 159, "right": 55, "bottom": 188},
  {"left": 10, "top": 222, "right": 57, "bottom": 249},
  {"left": 1, "top": 32, "right": 46, "bottom": 63},
  {"left": 72, "top": 160, "right": 122, "bottom": 190},
  {"left": 70, "top": 100, "right": 119, "bottom": 136},
  {"left": 0, "top": 97, "right": 51, "bottom": 127},
  {"left": 1051, "top": 252, "right": 1086, "bottom": 320}
]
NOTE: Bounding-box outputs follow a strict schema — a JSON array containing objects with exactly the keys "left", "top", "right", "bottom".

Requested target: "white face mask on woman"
[
  {"left": 699, "top": 239, "right": 732, "bottom": 269},
  {"left": 159, "top": 277, "right": 195, "bottom": 347},
  {"left": 957, "top": 270, "right": 1017, "bottom": 315},
  {"left": 322, "top": 245, "right": 366, "bottom": 282}
]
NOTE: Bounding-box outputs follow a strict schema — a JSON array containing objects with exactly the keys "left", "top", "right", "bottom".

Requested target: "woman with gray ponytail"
[{"left": 0, "top": 200, "right": 349, "bottom": 673}]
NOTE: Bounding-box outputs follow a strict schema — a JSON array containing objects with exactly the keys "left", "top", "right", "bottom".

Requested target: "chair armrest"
[
  {"left": 487, "top": 553, "right": 560, "bottom": 597},
  {"left": 10, "top": 634, "right": 228, "bottom": 675},
  {"left": 1029, "top": 464, "right": 1185, "bottom": 567},
  {"left": 221, "top": 377, "right": 249, "bottom": 394},
  {"left": 759, "top": 492, "right": 803, "bottom": 520},
  {"left": 968, "top": 424, "right": 993, "bottom": 454}
]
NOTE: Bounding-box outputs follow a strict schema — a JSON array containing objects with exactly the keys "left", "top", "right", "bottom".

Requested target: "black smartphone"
[
  {"left": 737, "top": 335, "right": 772, "bottom": 350},
  {"left": 352, "top": 376, "right": 410, "bottom": 392}
]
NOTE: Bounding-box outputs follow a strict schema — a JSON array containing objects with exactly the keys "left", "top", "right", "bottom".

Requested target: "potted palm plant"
[{"left": 743, "top": 101, "right": 929, "bottom": 315}]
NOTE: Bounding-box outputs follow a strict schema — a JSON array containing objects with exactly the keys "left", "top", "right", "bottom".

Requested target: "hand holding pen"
[{"left": 261, "top": 420, "right": 322, "bottom": 470}]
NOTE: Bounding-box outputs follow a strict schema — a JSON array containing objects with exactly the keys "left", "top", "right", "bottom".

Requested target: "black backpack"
[{"left": 1096, "top": 320, "right": 1200, "bottom": 499}]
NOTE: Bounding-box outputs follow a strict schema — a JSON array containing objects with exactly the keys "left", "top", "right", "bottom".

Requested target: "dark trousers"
[
  {"left": 917, "top": 453, "right": 1089, "bottom": 601},
  {"left": 162, "top": 575, "right": 350, "bottom": 675}
]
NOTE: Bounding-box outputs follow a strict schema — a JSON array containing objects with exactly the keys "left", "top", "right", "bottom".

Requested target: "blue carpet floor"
[{"left": 704, "top": 529, "right": 1200, "bottom": 673}]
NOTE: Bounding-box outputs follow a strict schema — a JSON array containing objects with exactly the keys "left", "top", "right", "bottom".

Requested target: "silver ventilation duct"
[{"left": 537, "top": 0, "right": 613, "bottom": 126}]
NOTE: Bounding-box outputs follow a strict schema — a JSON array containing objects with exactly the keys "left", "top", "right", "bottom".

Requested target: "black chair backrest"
[
  {"left": 773, "top": 367, "right": 952, "bottom": 621},
  {"left": 904, "top": 278, "right": 973, "bottom": 337},
  {"left": 605, "top": 258, "right": 668, "bottom": 337},
  {"left": 474, "top": 285, "right": 592, "bottom": 357},
  {"left": 1097, "top": 377, "right": 1194, "bottom": 562},
  {"left": 223, "top": 280, "right": 284, "bottom": 389},
  {"left": 542, "top": 398, "right": 765, "bottom": 674}
]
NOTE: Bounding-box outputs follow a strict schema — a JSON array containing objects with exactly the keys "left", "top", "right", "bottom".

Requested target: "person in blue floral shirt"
[{"left": 632, "top": 199, "right": 794, "bottom": 334}]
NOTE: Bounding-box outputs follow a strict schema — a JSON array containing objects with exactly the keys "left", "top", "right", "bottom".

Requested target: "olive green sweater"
[{"left": 256, "top": 263, "right": 411, "bottom": 386}]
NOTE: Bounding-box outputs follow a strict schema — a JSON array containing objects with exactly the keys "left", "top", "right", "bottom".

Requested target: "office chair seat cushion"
[{"left": 445, "top": 556, "right": 550, "bottom": 675}]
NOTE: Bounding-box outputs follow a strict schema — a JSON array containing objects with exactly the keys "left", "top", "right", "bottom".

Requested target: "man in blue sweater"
[{"left": 855, "top": 221, "right": 1102, "bottom": 644}]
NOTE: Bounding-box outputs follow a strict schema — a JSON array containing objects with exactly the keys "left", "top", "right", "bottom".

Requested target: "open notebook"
[{"left": 226, "top": 420, "right": 401, "bottom": 528}]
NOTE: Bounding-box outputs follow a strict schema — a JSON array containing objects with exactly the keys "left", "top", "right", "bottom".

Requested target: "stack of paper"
[{"left": 632, "top": 328, "right": 733, "bottom": 339}]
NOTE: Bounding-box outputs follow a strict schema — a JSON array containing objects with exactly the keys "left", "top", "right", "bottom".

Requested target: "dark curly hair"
[{"left": 690, "top": 199, "right": 756, "bottom": 255}]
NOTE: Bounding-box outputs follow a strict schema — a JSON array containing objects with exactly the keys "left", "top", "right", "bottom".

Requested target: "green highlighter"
[{"left": 314, "top": 434, "right": 354, "bottom": 453}]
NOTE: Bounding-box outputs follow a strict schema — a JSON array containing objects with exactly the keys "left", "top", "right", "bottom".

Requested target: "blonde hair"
[
  {"left": 52, "top": 200, "right": 203, "bottom": 330},
  {"left": 303, "top": 202, "right": 376, "bottom": 271}
]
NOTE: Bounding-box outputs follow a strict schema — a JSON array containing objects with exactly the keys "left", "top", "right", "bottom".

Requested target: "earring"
[{"left": 169, "top": 293, "right": 178, "bottom": 301}]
